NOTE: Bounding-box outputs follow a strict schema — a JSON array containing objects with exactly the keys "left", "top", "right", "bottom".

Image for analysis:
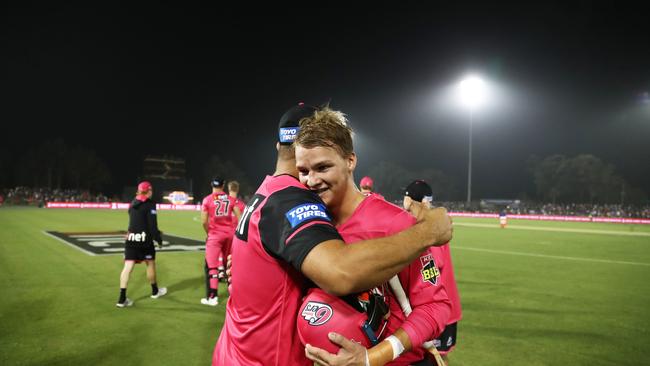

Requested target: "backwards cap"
[
  {"left": 360, "top": 176, "right": 373, "bottom": 188},
  {"left": 404, "top": 179, "right": 433, "bottom": 203},
  {"left": 211, "top": 177, "right": 225, "bottom": 187},
  {"left": 137, "top": 181, "right": 152, "bottom": 193},
  {"left": 278, "top": 102, "right": 319, "bottom": 145}
]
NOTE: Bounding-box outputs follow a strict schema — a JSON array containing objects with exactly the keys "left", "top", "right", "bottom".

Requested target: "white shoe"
[
  {"left": 116, "top": 298, "right": 133, "bottom": 308},
  {"left": 200, "top": 297, "right": 219, "bottom": 306},
  {"left": 151, "top": 287, "right": 167, "bottom": 299}
]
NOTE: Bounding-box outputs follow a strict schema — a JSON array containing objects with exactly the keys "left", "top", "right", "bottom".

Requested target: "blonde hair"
[
  {"left": 295, "top": 107, "right": 353, "bottom": 158},
  {"left": 228, "top": 181, "right": 240, "bottom": 192}
]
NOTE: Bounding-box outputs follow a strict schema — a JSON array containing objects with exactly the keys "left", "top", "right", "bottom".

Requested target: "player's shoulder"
[
  {"left": 358, "top": 195, "right": 415, "bottom": 230},
  {"left": 364, "top": 195, "right": 409, "bottom": 217}
]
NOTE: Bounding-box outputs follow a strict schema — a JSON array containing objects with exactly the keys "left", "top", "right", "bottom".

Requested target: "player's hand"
[
  {"left": 305, "top": 332, "right": 369, "bottom": 366},
  {"left": 412, "top": 203, "right": 453, "bottom": 247},
  {"left": 226, "top": 254, "right": 233, "bottom": 285}
]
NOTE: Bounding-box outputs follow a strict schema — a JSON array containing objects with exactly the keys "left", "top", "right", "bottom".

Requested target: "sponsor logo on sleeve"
[
  {"left": 279, "top": 127, "right": 300, "bottom": 143},
  {"left": 285, "top": 203, "right": 331, "bottom": 228},
  {"left": 420, "top": 253, "right": 440, "bottom": 285},
  {"left": 301, "top": 301, "right": 333, "bottom": 326}
]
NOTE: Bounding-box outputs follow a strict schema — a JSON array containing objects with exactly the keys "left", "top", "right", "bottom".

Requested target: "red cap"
[
  {"left": 360, "top": 176, "right": 373, "bottom": 188},
  {"left": 137, "top": 181, "right": 152, "bottom": 193}
]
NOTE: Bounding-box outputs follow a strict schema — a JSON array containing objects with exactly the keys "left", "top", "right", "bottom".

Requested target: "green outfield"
[{"left": 1, "top": 207, "right": 649, "bottom": 365}]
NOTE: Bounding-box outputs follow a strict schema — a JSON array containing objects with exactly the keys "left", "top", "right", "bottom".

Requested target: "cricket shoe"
[
  {"left": 200, "top": 297, "right": 219, "bottom": 306},
  {"left": 116, "top": 298, "right": 134, "bottom": 308},
  {"left": 151, "top": 287, "right": 168, "bottom": 299}
]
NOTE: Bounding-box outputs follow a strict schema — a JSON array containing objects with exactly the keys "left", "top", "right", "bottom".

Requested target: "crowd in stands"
[
  {"left": 437, "top": 201, "right": 650, "bottom": 219},
  {"left": 1, "top": 186, "right": 648, "bottom": 218},
  {"left": 0, "top": 187, "right": 110, "bottom": 206}
]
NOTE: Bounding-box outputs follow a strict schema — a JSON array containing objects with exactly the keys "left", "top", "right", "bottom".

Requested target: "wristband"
[{"left": 385, "top": 335, "right": 405, "bottom": 360}]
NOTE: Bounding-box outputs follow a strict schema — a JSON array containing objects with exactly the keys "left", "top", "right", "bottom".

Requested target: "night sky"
[{"left": 4, "top": 3, "right": 649, "bottom": 199}]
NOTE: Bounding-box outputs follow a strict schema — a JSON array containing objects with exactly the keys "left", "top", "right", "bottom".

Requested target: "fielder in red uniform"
[
  {"left": 200, "top": 177, "right": 238, "bottom": 306},
  {"left": 212, "top": 103, "right": 454, "bottom": 366}
]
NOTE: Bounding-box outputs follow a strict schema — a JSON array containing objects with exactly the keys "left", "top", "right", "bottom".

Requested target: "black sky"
[{"left": 3, "top": 3, "right": 649, "bottom": 199}]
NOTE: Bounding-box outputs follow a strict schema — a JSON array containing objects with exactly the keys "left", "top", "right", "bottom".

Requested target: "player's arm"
[
  {"left": 233, "top": 205, "right": 242, "bottom": 222},
  {"left": 147, "top": 202, "right": 163, "bottom": 244},
  {"left": 301, "top": 204, "right": 452, "bottom": 296},
  {"left": 261, "top": 188, "right": 451, "bottom": 296},
  {"left": 200, "top": 210, "right": 209, "bottom": 234}
]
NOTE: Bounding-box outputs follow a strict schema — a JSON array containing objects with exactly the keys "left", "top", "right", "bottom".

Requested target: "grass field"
[{"left": 1, "top": 207, "right": 649, "bottom": 365}]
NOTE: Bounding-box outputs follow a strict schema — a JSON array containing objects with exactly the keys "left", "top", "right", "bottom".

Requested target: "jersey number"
[
  {"left": 235, "top": 194, "right": 265, "bottom": 242},
  {"left": 214, "top": 200, "right": 230, "bottom": 216}
]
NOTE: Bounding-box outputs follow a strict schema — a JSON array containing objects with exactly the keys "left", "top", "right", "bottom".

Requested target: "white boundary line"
[
  {"left": 454, "top": 222, "right": 650, "bottom": 237},
  {"left": 42, "top": 231, "right": 97, "bottom": 256},
  {"left": 455, "top": 246, "right": 650, "bottom": 267},
  {"left": 42, "top": 231, "right": 205, "bottom": 256}
]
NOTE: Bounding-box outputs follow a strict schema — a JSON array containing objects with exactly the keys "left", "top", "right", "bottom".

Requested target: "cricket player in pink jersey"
[
  {"left": 212, "top": 103, "right": 454, "bottom": 366},
  {"left": 223, "top": 180, "right": 246, "bottom": 264},
  {"left": 200, "top": 177, "right": 240, "bottom": 306},
  {"left": 359, "top": 176, "right": 385, "bottom": 200},
  {"left": 295, "top": 108, "right": 451, "bottom": 366},
  {"left": 404, "top": 180, "right": 462, "bottom": 364}
]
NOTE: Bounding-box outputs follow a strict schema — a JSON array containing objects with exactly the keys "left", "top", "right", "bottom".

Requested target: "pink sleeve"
[
  {"left": 201, "top": 197, "right": 209, "bottom": 213},
  {"left": 397, "top": 247, "right": 451, "bottom": 347}
]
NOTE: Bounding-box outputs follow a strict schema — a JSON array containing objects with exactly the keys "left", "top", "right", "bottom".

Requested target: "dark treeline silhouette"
[{"left": 10, "top": 139, "right": 112, "bottom": 193}]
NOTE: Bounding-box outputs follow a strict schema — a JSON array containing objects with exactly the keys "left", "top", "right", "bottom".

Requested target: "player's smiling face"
[{"left": 295, "top": 145, "right": 354, "bottom": 211}]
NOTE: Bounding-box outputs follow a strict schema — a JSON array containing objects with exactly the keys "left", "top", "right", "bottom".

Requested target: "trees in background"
[
  {"left": 13, "top": 139, "right": 112, "bottom": 192},
  {"left": 367, "top": 161, "right": 459, "bottom": 201},
  {"left": 199, "top": 154, "right": 252, "bottom": 199},
  {"left": 527, "top": 154, "right": 647, "bottom": 204}
]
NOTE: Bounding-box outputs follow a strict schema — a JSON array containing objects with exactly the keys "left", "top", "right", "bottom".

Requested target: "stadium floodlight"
[{"left": 459, "top": 75, "right": 486, "bottom": 205}]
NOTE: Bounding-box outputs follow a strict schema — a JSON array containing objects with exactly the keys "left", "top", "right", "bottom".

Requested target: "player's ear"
[
  {"left": 276, "top": 142, "right": 280, "bottom": 151},
  {"left": 347, "top": 152, "right": 357, "bottom": 172}
]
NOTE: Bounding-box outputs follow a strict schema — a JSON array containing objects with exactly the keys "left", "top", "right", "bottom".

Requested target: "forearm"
[
  {"left": 302, "top": 223, "right": 431, "bottom": 296},
  {"left": 368, "top": 329, "right": 412, "bottom": 366}
]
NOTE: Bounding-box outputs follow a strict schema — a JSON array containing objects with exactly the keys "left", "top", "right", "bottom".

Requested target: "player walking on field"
[
  {"left": 200, "top": 177, "right": 239, "bottom": 306},
  {"left": 116, "top": 181, "right": 167, "bottom": 308},
  {"left": 212, "top": 103, "right": 453, "bottom": 365}
]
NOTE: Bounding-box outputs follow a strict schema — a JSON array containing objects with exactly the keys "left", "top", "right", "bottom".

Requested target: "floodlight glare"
[{"left": 459, "top": 75, "right": 485, "bottom": 110}]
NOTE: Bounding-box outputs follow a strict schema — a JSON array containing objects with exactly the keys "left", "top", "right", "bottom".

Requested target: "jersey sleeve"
[
  {"left": 259, "top": 186, "right": 342, "bottom": 272},
  {"left": 396, "top": 246, "right": 451, "bottom": 347},
  {"left": 385, "top": 209, "right": 451, "bottom": 346},
  {"left": 201, "top": 196, "right": 210, "bottom": 213}
]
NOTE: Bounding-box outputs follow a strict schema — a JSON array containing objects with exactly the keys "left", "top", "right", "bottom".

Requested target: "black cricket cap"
[
  {"left": 404, "top": 180, "right": 433, "bottom": 203},
  {"left": 278, "top": 102, "right": 319, "bottom": 145},
  {"left": 211, "top": 177, "right": 225, "bottom": 187}
]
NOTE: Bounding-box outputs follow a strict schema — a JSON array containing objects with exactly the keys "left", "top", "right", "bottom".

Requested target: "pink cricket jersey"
[
  {"left": 213, "top": 175, "right": 341, "bottom": 366},
  {"left": 337, "top": 194, "right": 451, "bottom": 366},
  {"left": 202, "top": 192, "right": 237, "bottom": 238}
]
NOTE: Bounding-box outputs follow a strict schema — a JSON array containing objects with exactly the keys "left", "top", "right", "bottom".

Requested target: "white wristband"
[{"left": 385, "top": 335, "right": 405, "bottom": 360}]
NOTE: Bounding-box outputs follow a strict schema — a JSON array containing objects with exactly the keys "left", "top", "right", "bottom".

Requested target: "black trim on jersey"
[
  {"left": 259, "top": 186, "right": 341, "bottom": 271},
  {"left": 235, "top": 193, "right": 265, "bottom": 242}
]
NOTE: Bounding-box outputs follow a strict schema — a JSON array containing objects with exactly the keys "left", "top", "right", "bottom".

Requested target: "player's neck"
[
  {"left": 332, "top": 183, "right": 366, "bottom": 225},
  {"left": 212, "top": 189, "right": 224, "bottom": 194},
  {"left": 274, "top": 157, "right": 299, "bottom": 178}
]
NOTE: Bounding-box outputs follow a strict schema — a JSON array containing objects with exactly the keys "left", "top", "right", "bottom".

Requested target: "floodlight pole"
[{"left": 467, "top": 109, "right": 473, "bottom": 206}]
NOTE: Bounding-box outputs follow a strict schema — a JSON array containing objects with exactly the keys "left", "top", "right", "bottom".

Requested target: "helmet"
[{"left": 297, "top": 288, "right": 376, "bottom": 354}]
